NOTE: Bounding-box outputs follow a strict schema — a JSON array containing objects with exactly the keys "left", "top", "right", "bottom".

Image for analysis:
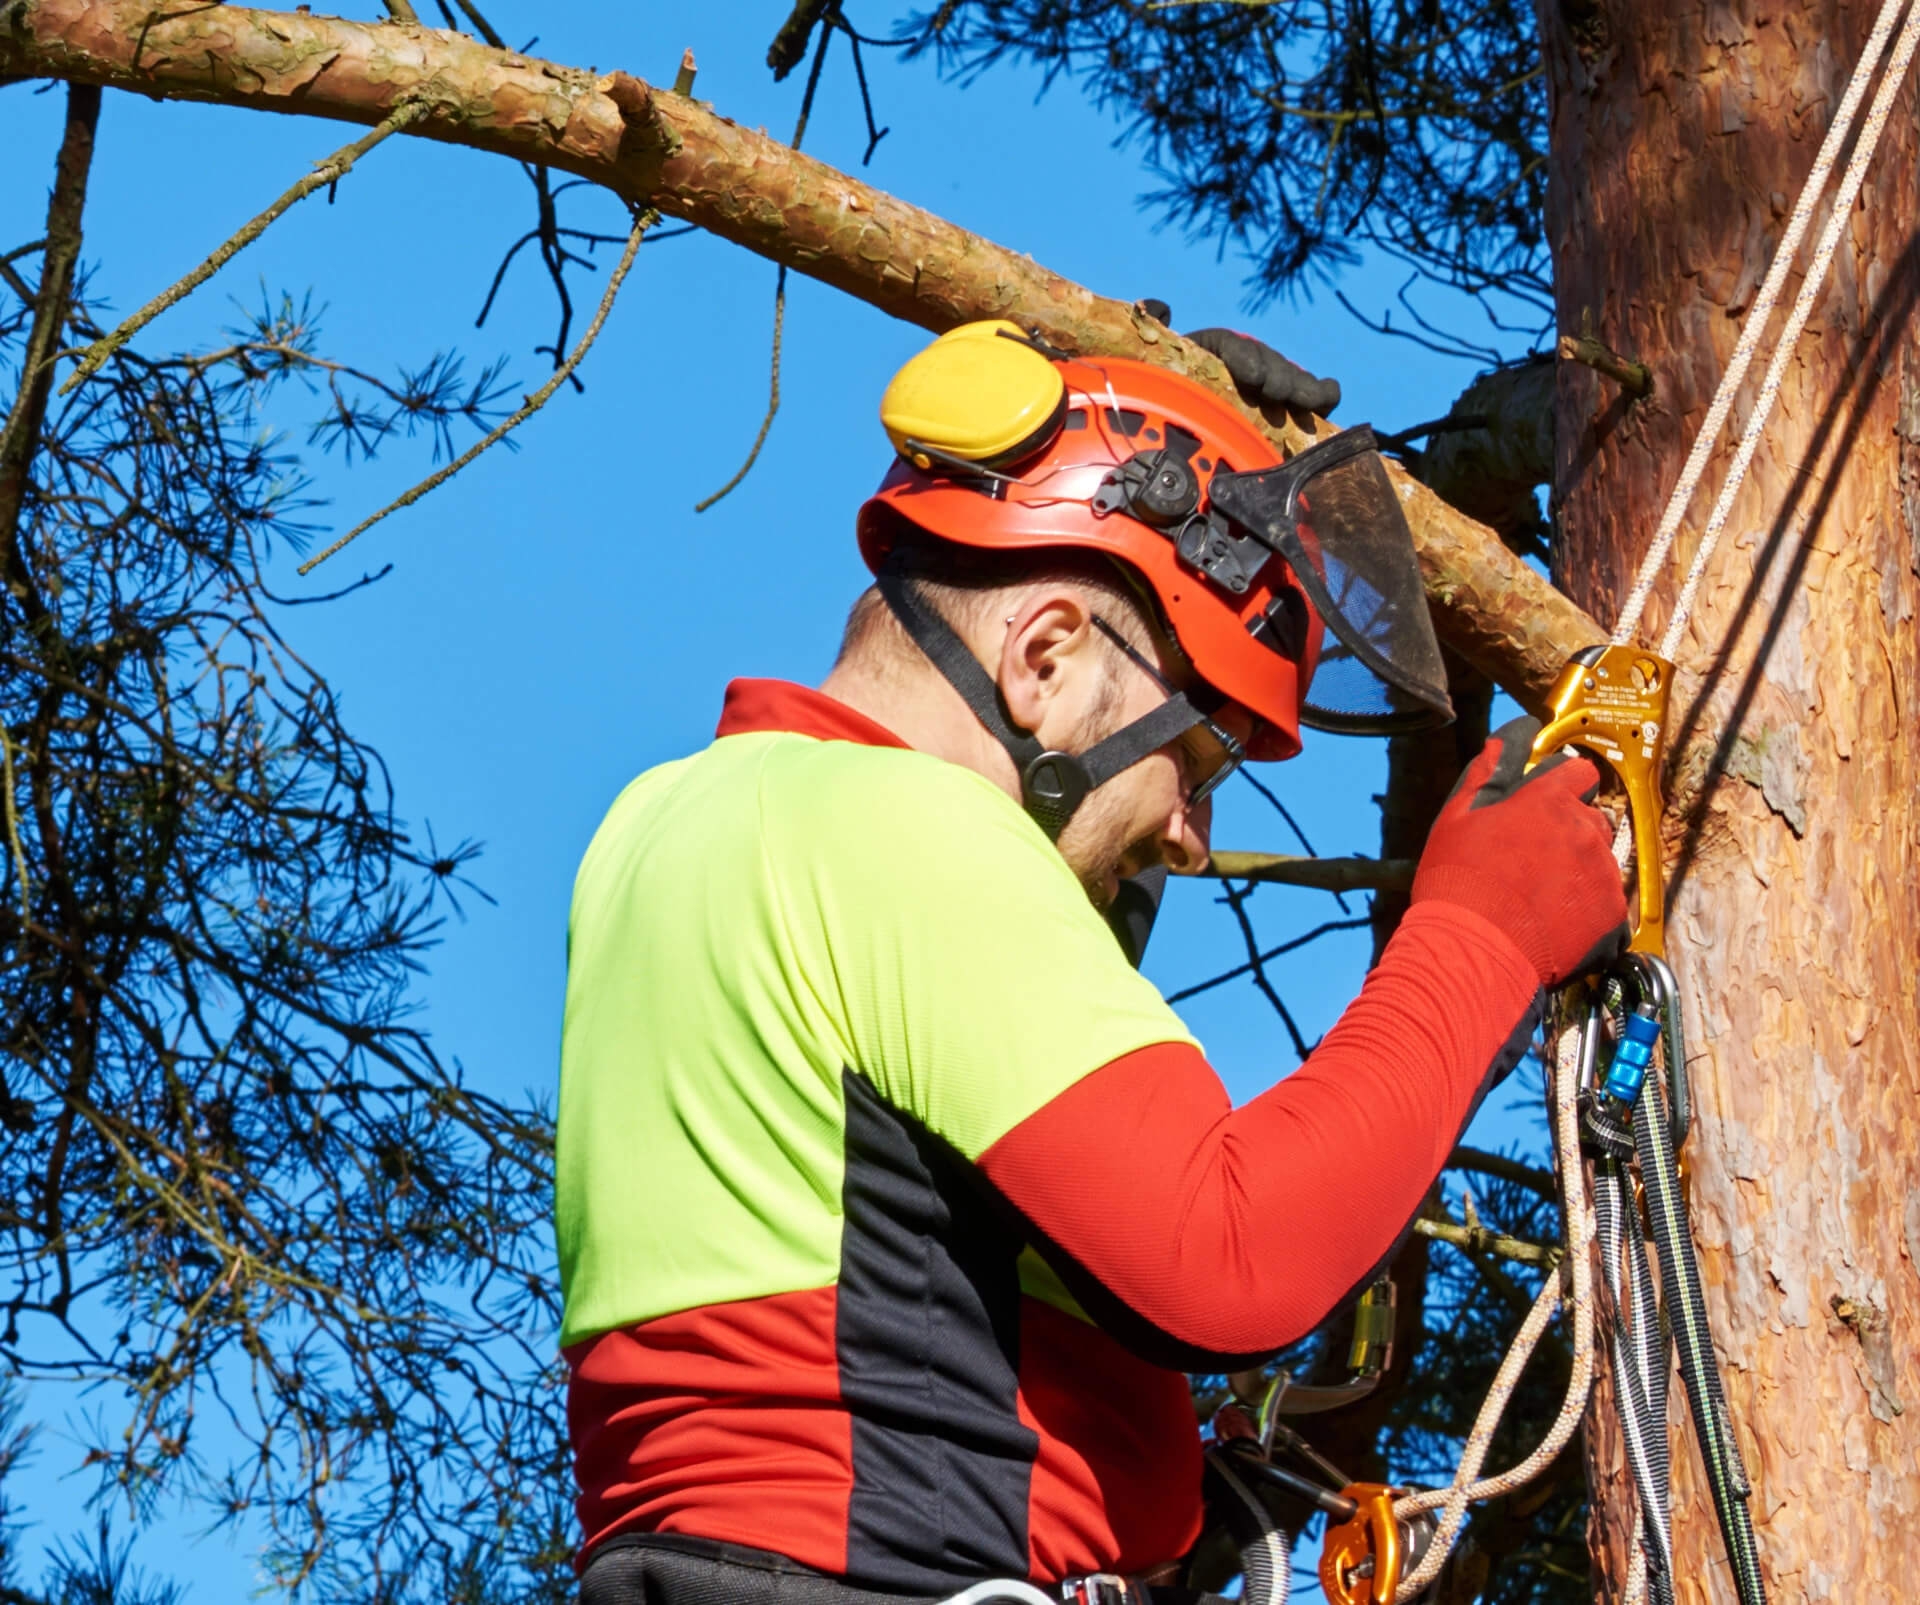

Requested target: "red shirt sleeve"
[{"left": 976, "top": 901, "right": 1542, "bottom": 1369}]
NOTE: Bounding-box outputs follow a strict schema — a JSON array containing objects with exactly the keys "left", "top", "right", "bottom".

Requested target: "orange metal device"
[
  {"left": 1318, "top": 1484, "right": 1404, "bottom": 1605},
  {"left": 1528, "top": 643, "right": 1674, "bottom": 959}
]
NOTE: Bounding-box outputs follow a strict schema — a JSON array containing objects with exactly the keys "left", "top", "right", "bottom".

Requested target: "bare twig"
[
  {"left": 299, "top": 207, "right": 656, "bottom": 575},
  {"left": 1447, "top": 1145, "right": 1558, "bottom": 1198},
  {"left": 695, "top": 268, "right": 788, "bottom": 513},
  {"left": 695, "top": 16, "right": 832, "bottom": 512},
  {"left": 1218, "top": 879, "right": 1313, "bottom": 1060},
  {"left": 447, "top": 0, "right": 506, "bottom": 48},
  {"left": 0, "top": 239, "right": 45, "bottom": 306},
  {"left": 1165, "top": 916, "right": 1371, "bottom": 1004},
  {"left": 0, "top": 725, "right": 28, "bottom": 926},
  {"left": 1375, "top": 412, "right": 1490, "bottom": 452},
  {"left": 381, "top": 0, "right": 419, "bottom": 20},
  {"left": 60, "top": 100, "right": 430, "bottom": 395},
  {"left": 1238, "top": 766, "right": 1351, "bottom": 912},
  {"left": 1557, "top": 325, "right": 1651, "bottom": 398},
  {"left": 1204, "top": 851, "right": 1415, "bottom": 892},
  {"left": 1413, "top": 1215, "right": 1562, "bottom": 1269}
]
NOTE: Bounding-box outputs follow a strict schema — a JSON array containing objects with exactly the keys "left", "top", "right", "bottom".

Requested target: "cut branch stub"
[{"left": 0, "top": 0, "right": 1608, "bottom": 706}]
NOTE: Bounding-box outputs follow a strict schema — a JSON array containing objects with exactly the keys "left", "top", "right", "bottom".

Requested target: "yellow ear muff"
[{"left": 880, "top": 320, "right": 1069, "bottom": 471}]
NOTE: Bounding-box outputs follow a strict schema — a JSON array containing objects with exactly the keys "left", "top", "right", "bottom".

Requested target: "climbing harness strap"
[{"left": 580, "top": 1533, "right": 1235, "bottom": 1605}]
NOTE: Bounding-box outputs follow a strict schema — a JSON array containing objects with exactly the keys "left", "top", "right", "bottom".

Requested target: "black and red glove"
[{"left": 1411, "top": 716, "right": 1630, "bottom": 988}]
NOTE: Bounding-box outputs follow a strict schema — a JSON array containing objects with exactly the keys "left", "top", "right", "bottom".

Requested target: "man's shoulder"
[{"left": 746, "top": 732, "right": 1088, "bottom": 893}]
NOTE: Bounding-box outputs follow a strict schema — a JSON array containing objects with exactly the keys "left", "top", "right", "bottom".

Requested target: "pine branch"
[
  {"left": 300, "top": 207, "right": 656, "bottom": 574},
  {"left": 0, "top": 0, "right": 1607, "bottom": 706}
]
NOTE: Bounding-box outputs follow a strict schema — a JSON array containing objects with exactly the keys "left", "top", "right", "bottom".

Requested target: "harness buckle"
[
  {"left": 1059, "top": 1573, "right": 1135, "bottom": 1605},
  {"left": 1528, "top": 643, "right": 1675, "bottom": 957}
]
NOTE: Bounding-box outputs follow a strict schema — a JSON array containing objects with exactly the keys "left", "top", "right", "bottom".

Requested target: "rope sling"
[{"left": 1357, "top": 3, "right": 1920, "bottom": 1597}]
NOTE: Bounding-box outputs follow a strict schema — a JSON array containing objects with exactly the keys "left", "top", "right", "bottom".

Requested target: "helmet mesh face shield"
[{"left": 1207, "top": 427, "right": 1453, "bottom": 735}]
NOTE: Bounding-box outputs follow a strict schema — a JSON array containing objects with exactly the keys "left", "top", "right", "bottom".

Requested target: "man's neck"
[{"left": 817, "top": 660, "right": 1019, "bottom": 802}]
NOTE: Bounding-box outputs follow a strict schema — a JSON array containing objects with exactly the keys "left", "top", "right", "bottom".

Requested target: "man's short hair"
[{"left": 836, "top": 524, "right": 1156, "bottom": 669}]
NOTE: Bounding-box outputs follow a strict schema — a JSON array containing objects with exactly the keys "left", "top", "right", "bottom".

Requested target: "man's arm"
[
  {"left": 979, "top": 900, "right": 1537, "bottom": 1370},
  {"left": 979, "top": 717, "right": 1625, "bottom": 1370}
]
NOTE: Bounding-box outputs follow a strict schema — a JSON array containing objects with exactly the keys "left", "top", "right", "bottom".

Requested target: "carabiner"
[{"left": 1576, "top": 953, "right": 1690, "bottom": 1156}]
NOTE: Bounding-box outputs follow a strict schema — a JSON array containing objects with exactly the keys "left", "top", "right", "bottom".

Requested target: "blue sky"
[{"left": 1, "top": 7, "right": 1540, "bottom": 1593}]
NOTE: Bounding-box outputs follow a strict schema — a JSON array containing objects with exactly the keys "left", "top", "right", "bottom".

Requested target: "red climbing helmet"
[{"left": 857, "top": 322, "right": 1452, "bottom": 763}]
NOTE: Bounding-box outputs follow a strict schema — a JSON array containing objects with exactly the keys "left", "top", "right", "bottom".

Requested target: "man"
[{"left": 556, "top": 323, "right": 1626, "bottom": 1605}]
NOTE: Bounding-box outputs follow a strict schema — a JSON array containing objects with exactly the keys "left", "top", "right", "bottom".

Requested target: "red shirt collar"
[{"left": 716, "top": 679, "right": 911, "bottom": 750}]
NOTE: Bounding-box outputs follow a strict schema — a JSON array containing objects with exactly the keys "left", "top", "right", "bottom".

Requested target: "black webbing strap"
[
  {"left": 1076, "top": 698, "right": 1209, "bottom": 789},
  {"left": 581, "top": 1534, "right": 1231, "bottom": 1605},
  {"left": 875, "top": 568, "right": 1208, "bottom": 841},
  {"left": 875, "top": 568, "right": 1043, "bottom": 768},
  {"left": 582, "top": 1534, "right": 944, "bottom": 1605}
]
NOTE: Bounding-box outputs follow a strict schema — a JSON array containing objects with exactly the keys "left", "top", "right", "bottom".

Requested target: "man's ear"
[{"left": 997, "top": 592, "right": 1094, "bottom": 733}]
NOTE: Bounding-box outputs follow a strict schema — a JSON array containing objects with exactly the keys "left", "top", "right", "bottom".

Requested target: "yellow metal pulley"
[{"left": 1318, "top": 1484, "right": 1405, "bottom": 1605}]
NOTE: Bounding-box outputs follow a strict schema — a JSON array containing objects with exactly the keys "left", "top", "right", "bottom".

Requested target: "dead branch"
[
  {"left": 1205, "top": 851, "right": 1415, "bottom": 892},
  {"left": 0, "top": 0, "right": 1608, "bottom": 709},
  {"left": 1414, "top": 1214, "right": 1562, "bottom": 1270},
  {"left": 0, "top": 83, "right": 98, "bottom": 546}
]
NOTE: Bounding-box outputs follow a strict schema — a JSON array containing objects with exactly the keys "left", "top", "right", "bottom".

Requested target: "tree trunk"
[
  {"left": 0, "top": 0, "right": 1605, "bottom": 707},
  {"left": 1539, "top": 0, "right": 1920, "bottom": 1599}
]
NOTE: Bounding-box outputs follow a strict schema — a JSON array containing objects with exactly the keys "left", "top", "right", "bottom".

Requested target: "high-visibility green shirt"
[{"left": 557, "top": 679, "right": 1542, "bottom": 1591}]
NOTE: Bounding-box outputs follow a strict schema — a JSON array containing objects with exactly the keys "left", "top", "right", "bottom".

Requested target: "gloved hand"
[
  {"left": 1137, "top": 302, "right": 1342, "bottom": 416},
  {"left": 1410, "top": 716, "right": 1630, "bottom": 988},
  {"left": 1187, "top": 327, "right": 1342, "bottom": 417}
]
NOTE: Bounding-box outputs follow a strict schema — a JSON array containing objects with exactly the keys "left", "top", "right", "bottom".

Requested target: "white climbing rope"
[
  {"left": 1650, "top": 0, "right": 1920, "bottom": 658},
  {"left": 1391, "top": 1024, "right": 1595, "bottom": 1599},
  {"left": 1610, "top": 0, "right": 1916, "bottom": 650},
  {"left": 1378, "top": 3, "right": 1920, "bottom": 1591}
]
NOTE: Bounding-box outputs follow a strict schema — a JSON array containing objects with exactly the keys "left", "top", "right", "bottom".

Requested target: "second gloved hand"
[
  {"left": 1188, "top": 326, "right": 1341, "bottom": 417},
  {"left": 1411, "top": 716, "right": 1630, "bottom": 988},
  {"left": 1135, "top": 302, "right": 1341, "bottom": 416}
]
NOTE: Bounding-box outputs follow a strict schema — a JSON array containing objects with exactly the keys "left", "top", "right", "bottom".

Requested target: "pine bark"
[
  {"left": 1539, "top": 0, "right": 1920, "bottom": 1598},
  {"left": 0, "top": 0, "right": 1604, "bottom": 708}
]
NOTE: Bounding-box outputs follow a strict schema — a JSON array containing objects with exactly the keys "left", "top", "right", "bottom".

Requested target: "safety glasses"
[{"left": 1090, "top": 615, "right": 1246, "bottom": 807}]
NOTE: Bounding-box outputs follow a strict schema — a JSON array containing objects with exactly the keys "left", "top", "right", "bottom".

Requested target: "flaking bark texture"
[
  {"left": 0, "top": 0, "right": 1604, "bottom": 707},
  {"left": 1539, "top": 0, "right": 1920, "bottom": 1597}
]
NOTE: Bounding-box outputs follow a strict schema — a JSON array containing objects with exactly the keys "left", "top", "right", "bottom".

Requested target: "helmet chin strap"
[{"left": 875, "top": 568, "right": 1209, "bottom": 842}]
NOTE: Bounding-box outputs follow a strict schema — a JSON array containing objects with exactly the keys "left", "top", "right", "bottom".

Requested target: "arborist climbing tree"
[
  {"left": 552, "top": 322, "right": 1628, "bottom": 1603},
  {"left": 1, "top": 0, "right": 1916, "bottom": 1599}
]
